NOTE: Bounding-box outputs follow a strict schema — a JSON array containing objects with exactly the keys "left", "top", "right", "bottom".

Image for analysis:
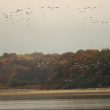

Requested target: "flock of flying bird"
[
  {"left": 1, "top": 3, "right": 109, "bottom": 25},
  {"left": 41, "top": 4, "right": 109, "bottom": 25},
  {"left": 76, "top": 5, "right": 109, "bottom": 24},
  {"left": 2, "top": 7, "right": 32, "bottom": 25}
]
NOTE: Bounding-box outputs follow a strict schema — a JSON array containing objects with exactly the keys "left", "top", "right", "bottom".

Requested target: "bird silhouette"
[
  {"left": 26, "top": 12, "right": 30, "bottom": 15},
  {"left": 3, "top": 13, "right": 8, "bottom": 18},
  {"left": 16, "top": 9, "right": 23, "bottom": 13},
  {"left": 41, "top": 7, "right": 44, "bottom": 8},
  {"left": 55, "top": 7, "right": 59, "bottom": 8}
]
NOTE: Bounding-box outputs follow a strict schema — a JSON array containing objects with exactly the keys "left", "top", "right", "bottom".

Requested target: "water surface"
[{"left": 0, "top": 98, "right": 110, "bottom": 110}]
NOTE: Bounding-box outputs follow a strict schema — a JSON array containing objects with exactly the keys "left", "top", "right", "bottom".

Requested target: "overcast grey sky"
[{"left": 0, "top": 0, "right": 110, "bottom": 54}]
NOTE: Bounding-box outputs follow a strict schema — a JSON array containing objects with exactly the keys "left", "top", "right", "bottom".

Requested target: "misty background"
[{"left": 0, "top": 0, "right": 110, "bottom": 54}]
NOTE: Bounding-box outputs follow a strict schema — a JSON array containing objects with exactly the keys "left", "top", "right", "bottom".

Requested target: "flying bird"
[
  {"left": 16, "top": 9, "right": 23, "bottom": 13},
  {"left": 26, "top": 12, "right": 30, "bottom": 15},
  {"left": 3, "top": 13, "right": 8, "bottom": 18},
  {"left": 55, "top": 7, "right": 59, "bottom": 8},
  {"left": 41, "top": 7, "right": 44, "bottom": 8}
]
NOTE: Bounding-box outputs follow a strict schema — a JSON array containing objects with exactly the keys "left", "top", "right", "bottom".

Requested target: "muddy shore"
[{"left": 0, "top": 88, "right": 110, "bottom": 100}]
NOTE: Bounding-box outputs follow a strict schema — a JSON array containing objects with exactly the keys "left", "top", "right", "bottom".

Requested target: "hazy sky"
[{"left": 0, "top": 0, "right": 110, "bottom": 54}]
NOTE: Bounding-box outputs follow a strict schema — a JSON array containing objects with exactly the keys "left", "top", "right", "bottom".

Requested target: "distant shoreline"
[{"left": 0, "top": 88, "right": 110, "bottom": 100}]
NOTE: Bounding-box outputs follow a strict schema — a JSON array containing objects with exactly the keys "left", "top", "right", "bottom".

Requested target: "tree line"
[{"left": 0, "top": 49, "right": 110, "bottom": 89}]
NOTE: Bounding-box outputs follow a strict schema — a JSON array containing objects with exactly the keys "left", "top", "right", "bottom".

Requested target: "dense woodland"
[{"left": 0, "top": 49, "right": 110, "bottom": 89}]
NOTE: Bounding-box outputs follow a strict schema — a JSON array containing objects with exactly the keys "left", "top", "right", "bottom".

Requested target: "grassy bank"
[{"left": 0, "top": 88, "right": 110, "bottom": 100}]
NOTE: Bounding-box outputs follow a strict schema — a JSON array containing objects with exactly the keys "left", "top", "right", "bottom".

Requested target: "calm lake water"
[{"left": 0, "top": 98, "right": 110, "bottom": 110}]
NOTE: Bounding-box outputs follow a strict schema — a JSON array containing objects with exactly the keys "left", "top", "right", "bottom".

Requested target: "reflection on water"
[{"left": 0, "top": 98, "right": 110, "bottom": 110}]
